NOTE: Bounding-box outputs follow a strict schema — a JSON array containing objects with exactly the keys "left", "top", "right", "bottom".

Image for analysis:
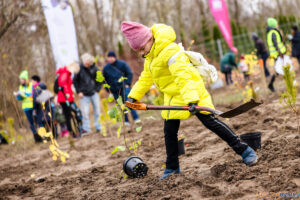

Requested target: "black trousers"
[
  {"left": 60, "top": 102, "right": 72, "bottom": 133},
  {"left": 224, "top": 71, "right": 233, "bottom": 85},
  {"left": 164, "top": 113, "right": 248, "bottom": 170}
]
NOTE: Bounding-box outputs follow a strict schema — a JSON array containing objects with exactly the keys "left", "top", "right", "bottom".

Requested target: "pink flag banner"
[{"left": 209, "top": 0, "right": 237, "bottom": 53}]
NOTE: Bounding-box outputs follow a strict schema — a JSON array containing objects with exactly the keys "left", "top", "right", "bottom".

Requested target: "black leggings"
[
  {"left": 60, "top": 102, "right": 72, "bottom": 133},
  {"left": 164, "top": 113, "right": 248, "bottom": 170}
]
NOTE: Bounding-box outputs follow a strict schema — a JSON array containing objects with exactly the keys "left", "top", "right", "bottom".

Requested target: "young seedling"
[
  {"left": 96, "top": 72, "right": 144, "bottom": 155},
  {"left": 38, "top": 127, "right": 69, "bottom": 163},
  {"left": 0, "top": 117, "right": 22, "bottom": 145},
  {"left": 280, "top": 64, "right": 299, "bottom": 133}
]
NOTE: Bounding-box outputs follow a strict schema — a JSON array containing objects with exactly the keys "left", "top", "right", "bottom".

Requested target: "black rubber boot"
[
  {"left": 34, "top": 134, "right": 43, "bottom": 143},
  {"left": 268, "top": 75, "right": 276, "bottom": 92}
]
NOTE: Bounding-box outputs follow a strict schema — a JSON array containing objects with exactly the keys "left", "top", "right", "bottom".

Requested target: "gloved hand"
[
  {"left": 127, "top": 98, "right": 137, "bottom": 103},
  {"left": 188, "top": 103, "right": 198, "bottom": 115},
  {"left": 279, "top": 54, "right": 284, "bottom": 58}
]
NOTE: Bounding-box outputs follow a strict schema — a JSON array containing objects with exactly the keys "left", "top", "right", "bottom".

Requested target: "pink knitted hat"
[{"left": 121, "top": 21, "right": 153, "bottom": 51}]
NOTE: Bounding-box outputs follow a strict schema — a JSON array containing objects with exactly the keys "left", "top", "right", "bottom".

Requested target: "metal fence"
[{"left": 191, "top": 21, "right": 300, "bottom": 63}]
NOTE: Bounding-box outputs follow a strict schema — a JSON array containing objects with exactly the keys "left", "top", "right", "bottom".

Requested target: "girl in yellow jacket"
[{"left": 121, "top": 21, "right": 258, "bottom": 180}]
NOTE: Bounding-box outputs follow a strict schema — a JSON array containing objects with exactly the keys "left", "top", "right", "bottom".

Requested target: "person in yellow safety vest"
[
  {"left": 266, "top": 17, "right": 287, "bottom": 92},
  {"left": 14, "top": 70, "right": 43, "bottom": 143}
]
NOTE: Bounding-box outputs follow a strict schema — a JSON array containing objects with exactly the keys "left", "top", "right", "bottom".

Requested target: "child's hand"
[
  {"left": 188, "top": 103, "right": 198, "bottom": 115},
  {"left": 128, "top": 98, "right": 137, "bottom": 103}
]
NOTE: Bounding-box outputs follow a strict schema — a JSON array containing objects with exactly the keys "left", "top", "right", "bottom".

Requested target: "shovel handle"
[
  {"left": 125, "top": 101, "right": 223, "bottom": 115},
  {"left": 147, "top": 105, "right": 222, "bottom": 115}
]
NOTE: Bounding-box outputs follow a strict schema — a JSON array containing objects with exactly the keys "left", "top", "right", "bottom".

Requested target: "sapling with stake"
[
  {"left": 280, "top": 64, "right": 299, "bottom": 133},
  {"left": 96, "top": 72, "right": 143, "bottom": 155}
]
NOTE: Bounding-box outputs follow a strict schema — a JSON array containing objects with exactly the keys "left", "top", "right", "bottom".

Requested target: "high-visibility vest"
[
  {"left": 19, "top": 82, "right": 33, "bottom": 110},
  {"left": 267, "top": 29, "right": 286, "bottom": 59}
]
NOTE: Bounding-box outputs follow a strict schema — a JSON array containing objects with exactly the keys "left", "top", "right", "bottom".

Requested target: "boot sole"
[{"left": 246, "top": 156, "right": 258, "bottom": 166}]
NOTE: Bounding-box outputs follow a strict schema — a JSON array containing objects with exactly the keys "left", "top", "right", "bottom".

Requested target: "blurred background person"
[
  {"left": 238, "top": 55, "right": 250, "bottom": 83},
  {"left": 103, "top": 51, "right": 140, "bottom": 126},
  {"left": 252, "top": 33, "right": 270, "bottom": 78},
  {"left": 73, "top": 53, "right": 102, "bottom": 134},
  {"left": 266, "top": 17, "right": 287, "bottom": 92},
  {"left": 220, "top": 50, "right": 238, "bottom": 86},
  {"left": 14, "top": 70, "right": 43, "bottom": 143},
  {"left": 288, "top": 25, "right": 300, "bottom": 68},
  {"left": 56, "top": 62, "right": 81, "bottom": 138}
]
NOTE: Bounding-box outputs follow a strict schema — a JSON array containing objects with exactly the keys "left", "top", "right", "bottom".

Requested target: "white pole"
[{"left": 217, "top": 39, "right": 223, "bottom": 59}]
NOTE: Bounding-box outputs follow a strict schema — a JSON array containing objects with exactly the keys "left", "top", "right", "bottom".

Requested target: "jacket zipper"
[{"left": 167, "top": 96, "right": 173, "bottom": 119}]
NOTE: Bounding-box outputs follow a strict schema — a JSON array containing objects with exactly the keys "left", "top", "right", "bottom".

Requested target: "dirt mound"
[{"left": 0, "top": 96, "right": 300, "bottom": 199}]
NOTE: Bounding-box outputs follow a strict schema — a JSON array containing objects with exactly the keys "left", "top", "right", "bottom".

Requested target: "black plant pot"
[
  {"left": 0, "top": 132, "right": 8, "bottom": 145},
  {"left": 123, "top": 156, "right": 148, "bottom": 178},
  {"left": 240, "top": 132, "right": 262, "bottom": 151}
]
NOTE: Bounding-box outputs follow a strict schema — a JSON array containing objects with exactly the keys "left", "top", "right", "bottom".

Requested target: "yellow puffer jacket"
[{"left": 128, "top": 24, "right": 214, "bottom": 119}]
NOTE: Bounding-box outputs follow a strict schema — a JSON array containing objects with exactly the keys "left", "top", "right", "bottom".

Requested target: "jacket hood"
[
  {"left": 146, "top": 24, "right": 176, "bottom": 58},
  {"left": 38, "top": 82, "right": 47, "bottom": 90},
  {"left": 56, "top": 66, "right": 70, "bottom": 75}
]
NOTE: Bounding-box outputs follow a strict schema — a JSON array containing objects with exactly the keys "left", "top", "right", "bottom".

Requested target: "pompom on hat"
[{"left": 121, "top": 21, "right": 153, "bottom": 51}]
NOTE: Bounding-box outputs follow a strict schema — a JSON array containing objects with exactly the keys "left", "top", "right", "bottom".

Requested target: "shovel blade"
[{"left": 219, "top": 99, "right": 263, "bottom": 118}]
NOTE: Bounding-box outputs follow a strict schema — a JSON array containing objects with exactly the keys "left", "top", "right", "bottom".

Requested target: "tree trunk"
[{"left": 75, "top": 0, "right": 97, "bottom": 56}]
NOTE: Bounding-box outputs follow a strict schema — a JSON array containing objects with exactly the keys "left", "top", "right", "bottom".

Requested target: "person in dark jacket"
[
  {"left": 252, "top": 33, "right": 270, "bottom": 77},
  {"left": 31, "top": 75, "right": 57, "bottom": 138},
  {"left": 103, "top": 51, "right": 139, "bottom": 126},
  {"left": 31, "top": 75, "right": 44, "bottom": 128},
  {"left": 220, "top": 50, "right": 237, "bottom": 85},
  {"left": 73, "top": 53, "right": 102, "bottom": 134},
  {"left": 290, "top": 25, "right": 300, "bottom": 66}
]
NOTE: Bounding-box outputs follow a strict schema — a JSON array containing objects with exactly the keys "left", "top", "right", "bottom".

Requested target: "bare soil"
[{"left": 0, "top": 82, "right": 300, "bottom": 200}]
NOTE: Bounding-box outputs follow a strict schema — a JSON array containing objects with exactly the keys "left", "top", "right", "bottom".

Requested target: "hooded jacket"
[
  {"left": 56, "top": 66, "right": 74, "bottom": 103},
  {"left": 103, "top": 59, "right": 133, "bottom": 93},
  {"left": 128, "top": 24, "right": 214, "bottom": 119}
]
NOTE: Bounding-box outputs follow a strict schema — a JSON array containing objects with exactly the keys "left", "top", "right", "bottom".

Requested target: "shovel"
[{"left": 125, "top": 99, "right": 263, "bottom": 118}]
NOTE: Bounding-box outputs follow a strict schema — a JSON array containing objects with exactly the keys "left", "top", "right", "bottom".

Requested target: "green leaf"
[
  {"left": 137, "top": 139, "right": 141, "bottom": 146},
  {"left": 108, "top": 107, "right": 118, "bottom": 118},
  {"left": 107, "top": 96, "right": 114, "bottom": 102},
  {"left": 118, "top": 76, "right": 127, "bottom": 83},
  {"left": 17, "top": 135, "right": 22, "bottom": 141},
  {"left": 103, "top": 83, "right": 111, "bottom": 89},
  {"left": 136, "top": 126, "right": 142, "bottom": 133},
  {"left": 111, "top": 146, "right": 126, "bottom": 154},
  {"left": 96, "top": 71, "right": 105, "bottom": 82},
  {"left": 116, "top": 96, "right": 123, "bottom": 106}
]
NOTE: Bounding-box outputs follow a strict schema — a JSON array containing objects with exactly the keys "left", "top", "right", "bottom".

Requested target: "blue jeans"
[
  {"left": 24, "top": 109, "right": 37, "bottom": 135},
  {"left": 113, "top": 87, "right": 139, "bottom": 123},
  {"left": 80, "top": 93, "right": 101, "bottom": 132}
]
